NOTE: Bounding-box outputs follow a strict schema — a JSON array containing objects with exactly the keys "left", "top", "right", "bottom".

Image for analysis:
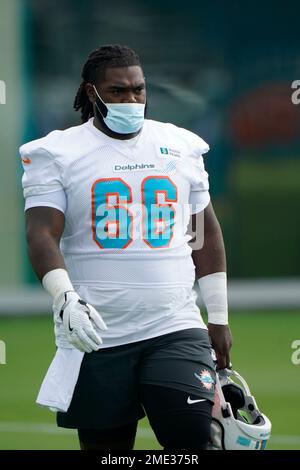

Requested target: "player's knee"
[
  {"left": 79, "top": 438, "right": 135, "bottom": 450},
  {"left": 141, "top": 384, "right": 213, "bottom": 450},
  {"left": 78, "top": 422, "right": 137, "bottom": 450},
  {"left": 153, "top": 410, "right": 212, "bottom": 450}
]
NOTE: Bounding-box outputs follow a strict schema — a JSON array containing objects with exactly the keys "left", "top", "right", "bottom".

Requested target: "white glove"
[{"left": 54, "top": 291, "right": 107, "bottom": 353}]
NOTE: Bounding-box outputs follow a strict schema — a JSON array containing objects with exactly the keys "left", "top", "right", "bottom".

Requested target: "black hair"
[{"left": 74, "top": 44, "right": 141, "bottom": 123}]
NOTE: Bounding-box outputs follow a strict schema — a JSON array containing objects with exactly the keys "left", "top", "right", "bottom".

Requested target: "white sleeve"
[
  {"left": 188, "top": 137, "right": 210, "bottom": 214},
  {"left": 189, "top": 186, "right": 210, "bottom": 214},
  {"left": 167, "top": 125, "right": 210, "bottom": 214},
  {"left": 20, "top": 145, "right": 67, "bottom": 213},
  {"left": 25, "top": 190, "right": 67, "bottom": 214}
]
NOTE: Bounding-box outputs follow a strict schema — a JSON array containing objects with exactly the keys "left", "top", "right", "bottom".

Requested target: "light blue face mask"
[{"left": 93, "top": 85, "right": 145, "bottom": 134}]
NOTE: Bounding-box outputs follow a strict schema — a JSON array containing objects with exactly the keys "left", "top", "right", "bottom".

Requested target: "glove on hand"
[{"left": 54, "top": 291, "right": 107, "bottom": 353}]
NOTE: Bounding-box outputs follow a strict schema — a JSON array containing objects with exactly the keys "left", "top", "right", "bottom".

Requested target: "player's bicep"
[
  {"left": 25, "top": 206, "right": 65, "bottom": 243},
  {"left": 202, "top": 202, "right": 222, "bottom": 236},
  {"left": 188, "top": 202, "right": 221, "bottom": 249}
]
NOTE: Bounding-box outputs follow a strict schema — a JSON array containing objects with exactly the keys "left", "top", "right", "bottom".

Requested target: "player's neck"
[{"left": 92, "top": 117, "right": 141, "bottom": 141}]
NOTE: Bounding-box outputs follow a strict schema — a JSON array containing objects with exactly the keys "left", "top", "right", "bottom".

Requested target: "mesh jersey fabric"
[{"left": 20, "top": 118, "right": 210, "bottom": 347}]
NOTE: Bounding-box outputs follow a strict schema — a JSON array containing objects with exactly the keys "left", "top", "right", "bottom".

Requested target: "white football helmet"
[{"left": 208, "top": 368, "right": 271, "bottom": 450}]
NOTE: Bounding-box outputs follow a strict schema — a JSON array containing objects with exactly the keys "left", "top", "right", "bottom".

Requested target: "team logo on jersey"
[
  {"left": 158, "top": 146, "right": 181, "bottom": 158},
  {"left": 194, "top": 369, "right": 214, "bottom": 390},
  {"left": 113, "top": 163, "right": 156, "bottom": 172}
]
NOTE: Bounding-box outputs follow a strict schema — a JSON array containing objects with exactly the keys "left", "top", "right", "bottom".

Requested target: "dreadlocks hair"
[{"left": 74, "top": 44, "right": 141, "bottom": 123}]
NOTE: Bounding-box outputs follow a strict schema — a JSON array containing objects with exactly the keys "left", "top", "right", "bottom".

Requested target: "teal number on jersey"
[
  {"left": 142, "top": 176, "right": 177, "bottom": 248},
  {"left": 91, "top": 176, "right": 177, "bottom": 249},
  {"left": 92, "top": 178, "right": 133, "bottom": 249}
]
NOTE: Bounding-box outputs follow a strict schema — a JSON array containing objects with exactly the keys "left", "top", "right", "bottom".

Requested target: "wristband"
[
  {"left": 197, "top": 272, "right": 228, "bottom": 325},
  {"left": 42, "top": 268, "right": 74, "bottom": 302}
]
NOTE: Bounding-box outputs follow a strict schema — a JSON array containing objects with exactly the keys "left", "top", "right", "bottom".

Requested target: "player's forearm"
[
  {"left": 191, "top": 206, "right": 229, "bottom": 326},
  {"left": 191, "top": 226, "right": 226, "bottom": 279},
  {"left": 26, "top": 233, "right": 66, "bottom": 281},
  {"left": 25, "top": 207, "right": 66, "bottom": 281}
]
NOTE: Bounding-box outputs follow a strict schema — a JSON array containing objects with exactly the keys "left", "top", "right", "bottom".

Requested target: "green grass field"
[{"left": 0, "top": 311, "right": 300, "bottom": 450}]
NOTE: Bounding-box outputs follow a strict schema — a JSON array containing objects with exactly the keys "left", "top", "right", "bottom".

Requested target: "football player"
[{"left": 20, "top": 45, "right": 232, "bottom": 450}]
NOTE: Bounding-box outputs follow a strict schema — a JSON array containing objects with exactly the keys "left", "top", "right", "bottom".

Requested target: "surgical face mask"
[{"left": 93, "top": 85, "right": 145, "bottom": 134}]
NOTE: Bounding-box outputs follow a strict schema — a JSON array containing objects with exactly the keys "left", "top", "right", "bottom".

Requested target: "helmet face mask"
[{"left": 208, "top": 369, "right": 272, "bottom": 450}]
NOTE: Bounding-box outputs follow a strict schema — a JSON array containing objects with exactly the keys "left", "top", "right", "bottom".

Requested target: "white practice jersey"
[{"left": 20, "top": 118, "right": 211, "bottom": 347}]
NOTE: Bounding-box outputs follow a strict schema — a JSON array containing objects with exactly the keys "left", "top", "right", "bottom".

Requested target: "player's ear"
[{"left": 85, "top": 83, "right": 96, "bottom": 103}]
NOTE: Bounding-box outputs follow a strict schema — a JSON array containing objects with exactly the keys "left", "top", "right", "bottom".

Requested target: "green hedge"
[{"left": 216, "top": 158, "right": 300, "bottom": 277}]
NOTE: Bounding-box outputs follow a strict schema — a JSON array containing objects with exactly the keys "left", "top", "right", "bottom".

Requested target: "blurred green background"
[{"left": 0, "top": 0, "right": 300, "bottom": 451}]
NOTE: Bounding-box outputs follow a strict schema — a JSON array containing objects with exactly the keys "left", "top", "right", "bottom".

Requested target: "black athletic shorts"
[{"left": 57, "top": 328, "right": 216, "bottom": 429}]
